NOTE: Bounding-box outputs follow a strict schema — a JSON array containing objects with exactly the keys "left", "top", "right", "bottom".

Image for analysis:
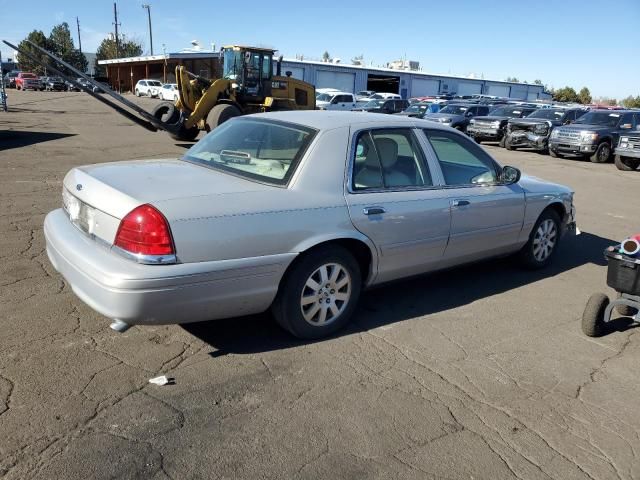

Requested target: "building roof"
[{"left": 98, "top": 52, "right": 220, "bottom": 65}]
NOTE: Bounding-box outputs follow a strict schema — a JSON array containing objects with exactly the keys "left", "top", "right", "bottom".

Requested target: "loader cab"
[{"left": 222, "top": 46, "right": 274, "bottom": 101}]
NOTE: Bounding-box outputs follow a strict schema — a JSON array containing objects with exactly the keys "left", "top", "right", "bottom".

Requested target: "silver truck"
[{"left": 614, "top": 133, "right": 640, "bottom": 171}]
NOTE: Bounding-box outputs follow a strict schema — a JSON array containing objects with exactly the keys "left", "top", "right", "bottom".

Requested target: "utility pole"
[
  {"left": 113, "top": 2, "right": 121, "bottom": 57},
  {"left": 142, "top": 4, "right": 153, "bottom": 55},
  {"left": 76, "top": 17, "right": 82, "bottom": 53},
  {"left": 0, "top": 50, "right": 7, "bottom": 112}
]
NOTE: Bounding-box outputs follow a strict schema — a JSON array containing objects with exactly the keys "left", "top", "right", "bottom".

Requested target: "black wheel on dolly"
[
  {"left": 615, "top": 293, "right": 638, "bottom": 317},
  {"left": 582, "top": 293, "right": 609, "bottom": 337}
]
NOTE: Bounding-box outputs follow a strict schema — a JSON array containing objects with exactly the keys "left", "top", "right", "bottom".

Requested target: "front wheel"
[
  {"left": 590, "top": 142, "right": 611, "bottom": 163},
  {"left": 272, "top": 246, "right": 362, "bottom": 339},
  {"left": 206, "top": 104, "right": 242, "bottom": 131},
  {"left": 499, "top": 135, "right": 506, "bottom": 148},
  {"left": 614, "top": 155, "right": 640, "bottom": 171},
  {"left": 582, "top": 293, "right": 609, "bottom": 337},
  {"left": 135, "top": 89, "right": 140, "bottom": 97},
  {"left": 518, "top": 209, "right": 561, "bottom": 269}
]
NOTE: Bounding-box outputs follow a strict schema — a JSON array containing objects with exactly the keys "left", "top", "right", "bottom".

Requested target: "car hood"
[
  {"left": 423, "top": 113, "right": 463, "bottom": 121},
  {"left": 472, "top": 116, "right": 512, "bottom": 122},
  {"left": 556, "top": 124, "right": 611, "bottom": 133},
  {"left": 509, "top": 117, "right": 558, "bottom": 126},
  {"left": 67, "top": 158, "right": 270, "bottom": 219},
  {"left": 519, "top": 174, "right": 572, "bottom": 195}
]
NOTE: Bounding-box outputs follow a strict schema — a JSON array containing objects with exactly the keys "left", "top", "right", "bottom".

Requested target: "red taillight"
[{"left": 114, "top": 204, "right": 175, "bottom": 256}]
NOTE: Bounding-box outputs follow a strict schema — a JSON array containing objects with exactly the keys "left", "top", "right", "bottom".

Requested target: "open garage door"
[
  {"left": 486, "top": 85, "right": 511, "bottom": 97},
  {"left": 283, "top": 66, "right": 305, "bottom": 81},
  {"left": 510, "top": 85, "right": 527, "bottom": 100},
  {"left": 456, "top": 81, "right": 482, "bottom": 96},
  {"left": 317, "top": 70, "right": 355, "bottom": 93},
  {"left": 411, "top": 78, "right": 439, "bottom": 97},
  {"left": 367, "top": 74, "right": 400, "bottom": 94},
  {"left": 527, "top": 92, "right": 539, "bottom": 101}
]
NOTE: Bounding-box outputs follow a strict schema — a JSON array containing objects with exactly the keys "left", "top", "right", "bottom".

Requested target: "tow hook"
[{"left": 110, "top": 319, "right": 131, "bottom": 333}]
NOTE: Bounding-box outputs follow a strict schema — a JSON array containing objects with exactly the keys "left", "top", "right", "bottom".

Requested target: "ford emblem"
[{"left": 76, "top": 184, "right": 83, "bottom": 191}]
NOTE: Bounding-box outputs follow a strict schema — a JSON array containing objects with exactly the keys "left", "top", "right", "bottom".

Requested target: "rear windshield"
[
  {"left": 439, "top": 105, "right": 468, "bottom": 115},
  {"left": 527, "top": 109, "right": 566, "bottom": 120},
  {"left": 183, "top": 119, "right": 317, "bottom": 185},
  {"left": 488, "top": 106, "right": 526, "bottom": 117}
]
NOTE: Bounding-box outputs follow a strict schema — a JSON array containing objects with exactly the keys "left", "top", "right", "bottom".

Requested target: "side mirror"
[
  {"left": 501, "top": 166, "right": 521, "bottom": 185},
  {"left": 620, "top": 123, "right": 632, "bottom": 130}
]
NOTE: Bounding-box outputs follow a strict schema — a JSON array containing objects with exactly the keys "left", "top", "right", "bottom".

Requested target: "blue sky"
[{"left": 1, "top": 0, "right": 638, "bottom": 98}]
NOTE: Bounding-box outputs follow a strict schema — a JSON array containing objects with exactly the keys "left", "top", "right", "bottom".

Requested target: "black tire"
[
  {"left": 151, "top": 102, "right": 179, "bottom": 123},
  {"left": 615, "top": 294, "right": 638, "bottom": 317},
  {"left": 505, "top": 137, "right": 515, "bottom": 151},
  {"left": 589, "top": 142, "right": 611, "bottom": 163},
  {"left": 614, "top": 155, "right": 640, "bottom": 171},
  {"left": 499, "top": 135, "right": 506, "bottom": 148},
  {"left": 582, "top": 293, "right": 609, "bottom": 337},
  {"left": 474, "top": 136, "right": 482, "bottom": 144},
  {"left": 271, "top": 245, "right": 362, "bottom": 339},
  {"left": 549, "top": 149, "right": 559, "bottom": 158},
  {"left": 135, "top": 89, "right": 141, "bottom": 97},
  {"left": 517, "top": 209, "right": 561, "bottom": 269},
  {"left": 169, "top": 124, "right": 200, "bottom": 141},
  {"left": 207, "top": 104, "right": 242, "bottom": 131}
]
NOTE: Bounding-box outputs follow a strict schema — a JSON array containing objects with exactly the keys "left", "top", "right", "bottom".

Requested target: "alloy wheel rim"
[
  {"left": 599, "top": 145, "right": 609, "bottom": 162},
  {"left": 300, "top": 263, "right": 351, "bottom": 326},
  {"left": 533, "top": 219, "right": 557, "bottom": 262}
]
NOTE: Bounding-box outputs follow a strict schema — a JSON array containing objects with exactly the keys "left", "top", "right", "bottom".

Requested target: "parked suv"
[
  {"left": 316, "top": 91, "right": 357, "bottom": 111},
  {"left": 549, "top": 110, "right": 640, "bottom": 163},
  {"left": 42, "top": 76, "right": 67, "bottom": 91},
  {"left": 134, "top": 79, "right": 163, "bottom": 97},
  {"left": 505, "top": 108, "right": 588, "bottom": 152},
  {"left": 354, "top": 98, "right": 409, "bottom": 114},
  {"left": 15, "top": 72, "right": 42, "bottom": 91},
  {"left": 467, "top": 105, "right": 537, "bottom": 147},
  {"left": 422, "top": 103, "right": 491, "bottom": 132},
  {"left": 614, "top": 130, "right": 640, "bottom": 171},
  {"left": 4, "top": 70, "right": 21, "bottom": 88}
]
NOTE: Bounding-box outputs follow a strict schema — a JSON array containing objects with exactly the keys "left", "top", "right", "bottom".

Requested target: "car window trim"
[
  {"left": 419, "top": 128, "right": 507, "bottom": 188},
  {"left": 346, "top": 126, "right": 442, "bottom": 194}
]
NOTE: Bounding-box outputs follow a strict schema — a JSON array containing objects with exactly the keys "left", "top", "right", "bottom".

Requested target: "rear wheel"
[
  {"left": 590, "top": 142, "right": 611, "bottom": 163},
  {"left": 582, "top": 293, "right": 609, "bottom": 337},
  {"left": 505, "top": 137, "right": 515, "bottom": 150},
  {"left": 206, "top": 104, "right": 242, "bottom": 131},
  {"left": 272, "top": 245, "right": 362, "bottom": 339},
  {"left": 614, "top": 155, "right": 640, "bottom": 171}
]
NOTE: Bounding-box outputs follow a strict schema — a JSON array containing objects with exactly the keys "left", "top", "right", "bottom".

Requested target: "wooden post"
[
  {"left": 145, "top": 62, "right": 149, "bottom": 79},
  {"left": 163, "top": 61, "right": 166, "bottom": 83}
]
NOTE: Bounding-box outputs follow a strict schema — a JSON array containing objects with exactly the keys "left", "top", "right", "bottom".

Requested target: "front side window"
[
  {"left": 184, "top": 119, "right": 316, "bottom": 185},
  {"left": 424, "top": 130, "right": 498, "bottom": 186},
  {"left": 223, "top": 49, "right": 243, "bottom": 80},
  {"left": 262, "top": 54, "right": 272, "bottom": 79},
  {"left": 352, "top": 129, "right": 432, "bottom": 190}
]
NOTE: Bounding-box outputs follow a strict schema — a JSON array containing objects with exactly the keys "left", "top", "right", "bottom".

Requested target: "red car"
[{"left": 15, "top": 72, "right": 42, "bottom": 91}]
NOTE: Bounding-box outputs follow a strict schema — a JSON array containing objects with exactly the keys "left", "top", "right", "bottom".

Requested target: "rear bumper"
[{"left": 44, "top": 209, "right": 294, "bottom": 325}]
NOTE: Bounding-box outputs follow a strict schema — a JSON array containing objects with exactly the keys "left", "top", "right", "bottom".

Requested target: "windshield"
[
  {"left": 527, "top": 109, "right": 565, "bottom": 120},
  {"left": 488, "top": 106, "right": 525, "bottom": 117},
  {"left": 439, "top": 105, "right": 468, "bottom": 115},
  {"left": 363, "top": 100, "right": 385, "bottom": 108},
  {"left": 148, "top": 81, "right": 162, "bottom": 86},
  {"left": 22, "top": 73, "right": 36, "bottom": 79},
  {"left": 574, "top": 111, "right": 621, "bottom": 127},
  {"left": 223, "top": 49, "right": 243, "bottom": 80},
  {"left": 183, "top": 119, "right": 316, "bottom": 185},
  {"left": 405, "top": 104, "right": 429, "bottom": 113},
  {"left": 316, "top": 93, "right": 333, "bottom": 102}
]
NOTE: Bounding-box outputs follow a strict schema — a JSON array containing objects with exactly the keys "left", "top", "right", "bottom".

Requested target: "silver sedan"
[{"left": 44, "top": 111, "right": 576, "bottom": 339}]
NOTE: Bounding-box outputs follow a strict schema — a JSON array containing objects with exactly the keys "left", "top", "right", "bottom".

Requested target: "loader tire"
[
  {"left": 207, "top": 104, "right": 241, "bottom": 131},
  {"left": 151, "top": 102, "right": 179, "bottom": 124}
]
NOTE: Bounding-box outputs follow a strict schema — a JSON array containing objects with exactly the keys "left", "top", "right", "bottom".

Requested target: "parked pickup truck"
[
  {"left": 614, "top": 133, "right": 640, "bottom": 171},
  {"left": 505, "top": 107, "right": 588, "bottom": 152},
  {"left": 549, "top": 110, "right": 640, "bottom": 163},
  {"left": 467, "top": 105, "right": 537, "bottom": 147},
  {"left": 15, "top": 72, "right": 42, "bottom": 91}
]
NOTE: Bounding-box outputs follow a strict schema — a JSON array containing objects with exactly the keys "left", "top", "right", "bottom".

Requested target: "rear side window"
[
  {"left": 352, "top": 129, "right": 432, "bottom": 190},
  {"left": 424, "top": 129, "right": 498, "bottom": 186}
]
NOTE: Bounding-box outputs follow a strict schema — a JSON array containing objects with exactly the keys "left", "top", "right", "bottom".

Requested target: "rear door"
[
  {"left": 422, "top": 128, "right": 525, "bottom": 263},
  {"left": 346, "top": 127, "right": 451, "bottom": 283}
]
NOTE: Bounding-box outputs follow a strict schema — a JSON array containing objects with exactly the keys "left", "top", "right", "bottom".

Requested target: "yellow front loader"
[{"left": 151, "top": 46, "right": 316, "bottom": 141}]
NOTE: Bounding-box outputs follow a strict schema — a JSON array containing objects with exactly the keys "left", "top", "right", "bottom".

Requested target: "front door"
[
  {"left": 346, "top": 128, "right": 451, "bottom": 283},
  {"left": 422, "top": 128, "right": 525, "bottom": 262}
]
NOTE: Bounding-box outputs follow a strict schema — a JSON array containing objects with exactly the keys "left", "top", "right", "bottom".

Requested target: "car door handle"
[
  {"left": 363, "top": 206, "right": 386, "bottom": 215},
  {"left": 452, "top": 199, "right": 471, "bottom": 207}
]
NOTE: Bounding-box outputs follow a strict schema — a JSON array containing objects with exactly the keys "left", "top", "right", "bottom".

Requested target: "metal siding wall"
[{"left": 510, "top": 85, "right": 528, "bottom": 100}]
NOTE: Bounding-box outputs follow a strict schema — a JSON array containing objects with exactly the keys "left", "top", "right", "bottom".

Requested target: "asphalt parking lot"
[{"left": 1, "top": 90, "right": 639, "bottom": 480}]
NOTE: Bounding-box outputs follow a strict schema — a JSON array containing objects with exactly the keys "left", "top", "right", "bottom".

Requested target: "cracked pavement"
[{"left": 1, "top": 91, "right": 639, "bottom": 479}]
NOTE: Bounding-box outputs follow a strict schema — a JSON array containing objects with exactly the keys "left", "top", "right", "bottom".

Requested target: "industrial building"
[{"left": 99, "top": 51, "right": 549, "bottom": 100}]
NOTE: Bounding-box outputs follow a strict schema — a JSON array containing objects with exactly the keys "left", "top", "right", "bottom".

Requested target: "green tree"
[
  {"left": 48, "top": 22, "right": 87, "bottom": 74},
  {"left": 533, "top": 79, "right": 543, "bottom": 85},
  {"left": 16, "top": 30, "right": 52, "bottom": 75},
  {"left": 322, "top": 50, "right": 330, "bottom": 62},
  {"left": 621, "top": 95, "right": 640, "bottom": 108},
  {"left": 553, "top": 86, "right": 580, "bottom": 103},
  {"left": 505, "top": 76, "right": 519, "bottom": 83},
  {"left": 578, "top": 87, "right": 592, "bottom": 105},
  {"left": 94, "top": 35, "right": 143, "bottom": 76}
]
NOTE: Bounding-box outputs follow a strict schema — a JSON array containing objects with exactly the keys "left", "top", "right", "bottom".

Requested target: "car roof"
[{"left": 243, "top": 110, "right": 453, "bottom": 131}]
